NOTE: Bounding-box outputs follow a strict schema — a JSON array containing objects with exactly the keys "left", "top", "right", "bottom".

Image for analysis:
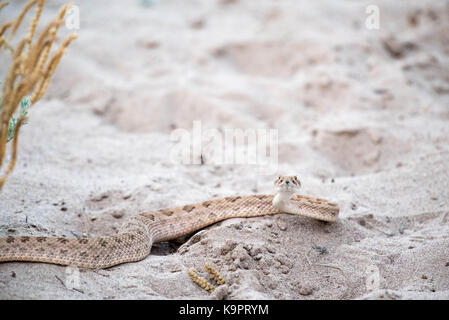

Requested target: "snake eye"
[{"left": 294, "top": 176, "right": 301, "bottom": 187}]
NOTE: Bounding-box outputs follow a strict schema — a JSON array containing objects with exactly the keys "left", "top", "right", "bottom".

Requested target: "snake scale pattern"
[{"left": 0, "top": 192, "right": 339, "bottom": 269}]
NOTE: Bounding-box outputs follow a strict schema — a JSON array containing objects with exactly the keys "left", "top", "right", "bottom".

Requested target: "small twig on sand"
[
  {"left": 312, "top": 243, "right": 328, "bottom": 255},
  {"left": 365, "top": 221, "right": 394, "bottom": 237},
  {"left": 54, "top": 275, "right": 84, "bottom": 294},
  {"left": 305, "top": 249, "right": 345, "bottom": 275},
  {"left": 305, "top": 247, "right": 349, "bottom": 299}
]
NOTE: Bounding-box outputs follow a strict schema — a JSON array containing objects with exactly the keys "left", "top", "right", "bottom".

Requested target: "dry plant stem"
[
  {"left": 0, "top": 22, "right": 11, "bottom": 37},
  {"left": 8, "top": 0, "right": 37, "bottom": 39},
  {"left": 0, "top": 0, "right": 76, "bottom": 190},
  {"left": 305, "top": 248, "right": 346, "bottom": 277},
  {"left": 26, "top": 0, "right": 43, "bottom": 46},
  {"left": 0, "top": 126, "right": 7, "bottom": 169},
  {"left": 33, "top": 33, "right": 77, "bottom": 102},
  {"left": 0, "top": 24, "right": 12, "bottom": 49},
  {"left": 305, "top": 248, "right": 349, "bottom": 298},
  {"left": 0, "top": 2, "right": 9, "bottom": 12},
  {"left": 0, "top": 117, "right": 25, "bottom": 189}
]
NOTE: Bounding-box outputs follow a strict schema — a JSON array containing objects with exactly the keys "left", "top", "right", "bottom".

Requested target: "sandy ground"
[{"left": 1, "top": 0, "right": 449, "bottom": 299}]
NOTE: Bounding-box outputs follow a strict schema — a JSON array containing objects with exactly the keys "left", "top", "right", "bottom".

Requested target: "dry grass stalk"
[{"left": 0, "top": 0, "right": 77, "bottom": 190}]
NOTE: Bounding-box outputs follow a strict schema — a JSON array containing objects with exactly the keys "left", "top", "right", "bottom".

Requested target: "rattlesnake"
[{"left": 0, "top": 176, "right": 339, "bottom": 269}]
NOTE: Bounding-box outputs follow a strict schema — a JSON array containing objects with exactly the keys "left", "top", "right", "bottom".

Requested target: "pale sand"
[{"left": 0, "top": 0, "right": 448, "bottom": 299}]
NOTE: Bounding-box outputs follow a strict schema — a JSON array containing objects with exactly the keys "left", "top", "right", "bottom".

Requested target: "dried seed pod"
[
  {"left": 188, "top": 267, "right": 215, "bottom": 293},
  {"left": 205, "top": 263, "right": 226, "bottom": 285}
]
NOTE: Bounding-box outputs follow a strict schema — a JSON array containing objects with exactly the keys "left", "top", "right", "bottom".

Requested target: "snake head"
[{"left": 274, "top": 175, "right": 301, "bottom": 192}]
